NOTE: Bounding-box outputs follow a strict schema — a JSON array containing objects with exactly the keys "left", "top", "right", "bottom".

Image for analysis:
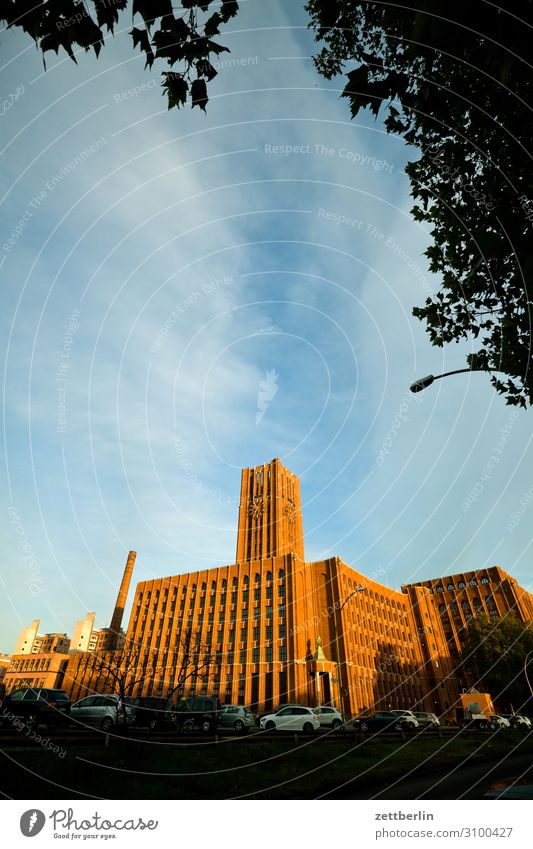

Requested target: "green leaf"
[
  {"left": 191, "top": 78, "right": 208, "bottom": 110},
  {"left": 163, "top": 73, "right": 189, "bottom": 109},
  {"left": 130, "top": 27, "right": 155, "bottom": 69}
]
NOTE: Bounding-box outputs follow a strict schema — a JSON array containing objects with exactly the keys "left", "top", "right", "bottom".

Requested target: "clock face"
[
  {"left": 284, "top": 500, "right": 297, "bottom": 524},
  {"left": 249, "top": 496, "right": 264, "bottom": 520}
]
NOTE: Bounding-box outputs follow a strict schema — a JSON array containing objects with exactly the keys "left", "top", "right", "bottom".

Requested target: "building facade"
[{"left": 63, "top": 459, "right": 533, "bottom": 719}]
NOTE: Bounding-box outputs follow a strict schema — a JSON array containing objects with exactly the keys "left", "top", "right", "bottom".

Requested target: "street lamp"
[
  {"left": 525, "top": 651, "right": 533, "bottom": 698},
  {"left": 409, "top": 367, "right": 491, "bottom": 394},
  {"left": 333, "top": 586, "right": 365, "bottom": 716}
]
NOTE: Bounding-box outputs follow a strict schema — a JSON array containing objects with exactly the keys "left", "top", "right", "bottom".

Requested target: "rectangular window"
[
  {"left": 240, "top": 627, "right": 248, "bottom": 642},
  {"left": 279, "top": 646, "right": 286, "bottom": 662},
  {"left": 253, "top": 627, "right": 260, "bottom": 641},
  {"left": 266, "top": 646, "right": 273, "bottom": 662},
  {"left": 239, "top": 649, "right": 246, "bottom": 664},
  {"left": 252, "top": 648, "right": 259, "bottom": 663},
  {"left": 254, "top": 588, "right": 260, "bottom": 600},
  {"left": 278, "top": 604, "right": 286, "bottom": 619},
  {"left": 278, "top": 623, "right": 286, "bottom": 639},
  {"left": 278, "top": 583, "right": 285, "bottom": 597},
  {"left": 253, "top": 608, "right": 260, "bottom": 620},
  {"left": 266, "top": 606, "right": 273, "bottom": 619},
  {"left": 231, "top": 592, "right": 238, "bottom": 604},
  {"left": 266, "top": 586, "right": 272, "bottom": 599},
  {"left": 266, "top": 625, "right": 273, "bottom": 640},
  {"left": 242, "top": 590, "right": 249, "bottom": 602}
]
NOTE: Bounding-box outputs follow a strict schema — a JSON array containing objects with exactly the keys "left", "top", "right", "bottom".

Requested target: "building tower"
[
  {"left": 235, "top": 458, "right": 304, "bottom": 561},
  {"left": 104, "top": 550, "right": 137, "bottom": 651}
]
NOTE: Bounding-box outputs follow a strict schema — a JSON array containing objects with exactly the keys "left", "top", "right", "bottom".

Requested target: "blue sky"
[{"left": 1, "top": 1, "right": 532, "bottom": 652}]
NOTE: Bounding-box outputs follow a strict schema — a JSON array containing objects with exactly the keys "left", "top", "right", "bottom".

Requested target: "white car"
[
  {"left": 490, "top": 715, "right": 511, "bottom": 729},
  {"left": 500, "top": 714, "right": 531, "bottom": 729},
  {"left": 390, "top": 710, "right": 419, "bottom": 728},
  {"left": 260, "top": 706, "right": 320, "bottom": 733},
  {"left": 314, "top": 706, "right": 344, "bottom": 730}
]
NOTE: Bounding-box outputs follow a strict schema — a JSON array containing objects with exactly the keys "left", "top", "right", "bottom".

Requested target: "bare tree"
[
  {"left": 166, "top": 627, "right": 217, "bottom": 703},
  {"left": 84, "top": 640, "right": 163, "bottom": 731}
]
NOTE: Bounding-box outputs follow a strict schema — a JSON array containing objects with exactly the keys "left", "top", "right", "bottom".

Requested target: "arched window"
[
  {"left": 191, "top": 583, "right": 197, "bottom": 592},
  {"left": 254, "top": 573, "right": 261, "bottom": 584},
  {"left": 469, "top": 578, "right": 477, "bottom": 587},
  {"left": 461, "top": 600, "right": 470, "bottom": 609},
  {"left": 447, "top": 583, "right": 455, "bottom": 591},
  {"left": 201, "top": 582, "right": 206, "bottom": 591},
  {"left": 243, "top": 575, "right": 249, "bottom": 585},
  {"left": 222, "top": 578, "right": 227, "bottom": 588},
  {"left": 481, "top": 577, "right": 489, "bottom": 585},
  {"left": 278, "top": 570, "right": 285, "bottom": 581},
  {"left": 458, "top": 581, "right": 466, "bottom": 589},
  {"left": 438, "top": 604, "right": 445, "bottom": 612},
  {"left": 473, "top": 598, "right": 482, "bottom": 608},
  {"left": 211, "top": 580, "right": 217, "bottom": 590},
  {"left": 436, "top": 586, "right": 444, "bottom": 593},
  {"left": 232, "top": 577, "right": 238, "bottom": 586},
  {"left": 266, "top": 571, "right": 272, "bottom": 582}
]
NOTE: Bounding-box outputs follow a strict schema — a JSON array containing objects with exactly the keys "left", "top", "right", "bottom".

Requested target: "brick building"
[{"left": 64, "top": 459, "right": 533, "bottom": 720}]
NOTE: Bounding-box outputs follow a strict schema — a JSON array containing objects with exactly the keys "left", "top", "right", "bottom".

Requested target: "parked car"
[
  {"left": 260, "top": 706, "right": 320, "bottom": 733},
  {"left": 217, "top": 705, "right": 255, "bottom": 733},
  {"left": 255, "top": 703, "right": 302, "bottom": 727},
  {"left": 490, "top": 715, "right": 511, "bottom": 729},
  {"left": 390, "top": 710, "right": 419, "bottom": 728},
  {"left": 462, "top": 712, "right": 492, "bottom": 730},
  {"left": 129, "top": 697, "right": 176, "bottom": 731},
  {"left": 70, "top": 694, "right": 134, "bottom": 731},
  {"left": 173, "top": 696, "right": 220, "bottom": 733},
  {"left": 413, "top": 711, "right": 440, "bottom": 729},
  {"left": 499, "top": 714, "right": 531, "bottom": 729},
  {"left": 0, "top": 687, "right": 71, "bottom": 730},
  {"left": 353, "top": 711, "right": 414, "bottom": 733},
  {"left": 314, "top": 706, "right": 344, "bottom": 730}
]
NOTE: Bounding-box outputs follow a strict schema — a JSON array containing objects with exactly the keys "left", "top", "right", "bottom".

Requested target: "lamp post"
[
  {"left": 333, "top": 586, "right": 365, "bottom": 716},
  {"left": 525, "top": 651, "right": 533, "bottom": 698},
  {"left": 409, "top": 366, "right": 504, "bottom": 394}
]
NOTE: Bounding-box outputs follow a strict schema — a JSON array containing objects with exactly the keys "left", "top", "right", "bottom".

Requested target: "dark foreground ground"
[{"left": 1, "top": 727, "right": 532, "bottom": 800}]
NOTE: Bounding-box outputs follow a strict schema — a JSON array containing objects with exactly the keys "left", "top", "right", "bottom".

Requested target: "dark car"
[
  {"left": 129, "top": 697, "right": 177, "bottom": 731},
  {"left": 0, "top": 687, "right": 71, "bottom": 730},
  {"left": 173, "top": 696, "right": 220, "bottom": 734},
  {"left": 352, "top": 711, "right": 413, "bottom": 733}
]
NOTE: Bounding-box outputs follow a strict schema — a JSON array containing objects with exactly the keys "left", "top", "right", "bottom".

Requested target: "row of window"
[
  {"left": 438, "top": 596, "right": 497, "bottom": 614},
  {"left": 432, "top": 577, "right": 490, "bottom": 592},
  {"left": 8, "top": 657, "right": 52, "bottom": 673},
  {"left": 139, "top": 571, "right": 287, "bottom": 602}
]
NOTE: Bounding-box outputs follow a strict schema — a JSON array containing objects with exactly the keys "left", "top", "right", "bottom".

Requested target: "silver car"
[
  {"left": 71, "top": 694, "right": 134, "bottom": 731},
  {"left": 217, "top": 705, "right": 255, "bottom": 733}
]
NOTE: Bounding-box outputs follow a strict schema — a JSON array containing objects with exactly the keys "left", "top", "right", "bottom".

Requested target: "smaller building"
[{"left": 3, "top": 651, "right": 70, "bottom": 693}]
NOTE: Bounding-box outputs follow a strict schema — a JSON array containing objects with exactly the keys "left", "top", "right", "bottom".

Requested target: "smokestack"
[{"left": 106, "top": 550, "right": 136, "bottom": 651}]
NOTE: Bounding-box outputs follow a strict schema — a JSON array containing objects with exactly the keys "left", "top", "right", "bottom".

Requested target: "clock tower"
[{"left": 235, "top": 458, "right": 305, "bottom": 562}]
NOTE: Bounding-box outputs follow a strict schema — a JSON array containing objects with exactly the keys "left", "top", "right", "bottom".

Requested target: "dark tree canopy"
[
  {"left": 459, "top": 612, "right": 533, "bottom": 713},
  {"left": 307, "top": 1, "right": 533, "bottom": 406},
  {"left": 0, "top": 0, "right": 239, "bottom": 111}
]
